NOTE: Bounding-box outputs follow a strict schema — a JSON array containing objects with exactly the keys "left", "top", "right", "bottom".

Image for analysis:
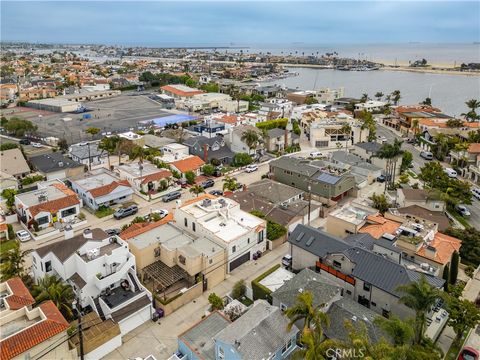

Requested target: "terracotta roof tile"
[
  {"left": 359, "top": 215, "right": 402, "bottom": 239},
  {"left": 0, "top": 223, "right": 7, "bottom": 232},
  {"left": 28, "top": 194, "right": 80, "bottom": 217},
  {"left": 468, "top": 143, "right": 480, "bottom": 154},
  {"left": 51, "top": 182, "right": 77, "bottom": 196},
  {"left": 89, "top": 180, "right": 131, "bottom": 198},
  {"left": 121, "top": 213, "right": 174, "bottom": 239},
  {"left": 170, "top": 156, "right": 205, "bottom": 173},
  {"left": 140, "top": 169, "right": 172, "bottom": 184},
  {"left": 179, "top": 193, "right": 216, "bottom": 208},
  {"left": 5, "top": 277, "right": 35, "bottom": 310},
  {"left": 160, "top": 85, "right": 204, "bottom": 97},
  {"left": 416, "top": 232, "right": 462, "bottom": 265},
  {"left": 0, "top": 301, "right": 69, "bottom": 360}
]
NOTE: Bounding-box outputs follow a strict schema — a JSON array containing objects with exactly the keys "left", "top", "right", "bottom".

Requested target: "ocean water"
[{"left": 260, "top": 67, "right": 480, "bottom": 116}]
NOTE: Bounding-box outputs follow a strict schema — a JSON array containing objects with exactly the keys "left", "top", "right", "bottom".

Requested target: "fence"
[{"left": 155, "top": 282, "right": 203, "bottom": 316}]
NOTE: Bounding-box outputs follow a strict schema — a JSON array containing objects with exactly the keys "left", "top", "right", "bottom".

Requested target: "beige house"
[
  {"left": 326, "top": 202, "right": 378, "bottom": 238},
  {"left": 396, "top": 189, "right": 446, "bottom": 211},
  {"left": 0, "top": 148, "right": 30, "bottom": 179},
  {"left": 116, "top": 162, "right": 173, "bottom": 193},
  {"left": 307, "top": 115, "right": 369, "bottom": 149}
]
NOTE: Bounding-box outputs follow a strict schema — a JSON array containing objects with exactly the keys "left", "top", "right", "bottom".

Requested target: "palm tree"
[
  {"left": 358, "top": 111, "right": 375, "bottom": 143},
  {"left": 241, "top": 129, "right": 260, "bottom": 155},
  {"left": 115, "top": 139, "right": 133, "bottom": 164},
  {"left": 0, "top": 243, "right": 26, "bottom": 281},
  {"left": 129, "top": 145, "right": 145, "bottom": 162},
  {"left": 377, "top": 139, "right": 403, "bottom": 190},
  {"left": 292, "top": 330, "right": 338, "bottom": 360},
  {"left": 285, "top": 291, "right": 329, "bottom": 336},
  {"left": 98, "top": 135, "right": 120, "bottom": 169},
  {"left": 374, "top": 92, "right": 384, "bottom": 101},
  {"left": 340, "top": 123, "right": 352, "bottom": 149},
  {"left": 461, "top": 99, "right": 480, "bottom": 122},
  {"left": 374, "top": 316, "right": 414, "bottom": 346},
  {"left": 360, "top": 93, "right": 369, "bottom": 103},
  {"left": 33, "top": 274, "right": 75, "bottom": 319},
  {"left": 454, "top": 142, "right": 470, "bottom": 169},
  {"left": 189, "top": 184, "right": 205, "bottom": 197},
  {"left": 397, "top": 276, "right": 442, "bottom": 345},
  {"left": 222, "top": 176, "right": 239, "bottom": 191},
  {"left": 411, "top": 119, "right": 420, "bottom": 137},
  {"left": 391, "top": 90, "right": 401, "bottom": 106}
]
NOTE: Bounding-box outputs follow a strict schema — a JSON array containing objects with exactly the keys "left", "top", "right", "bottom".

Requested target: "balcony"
[{"left": 94, "top": 256, "right": 136, "bottom": 290}]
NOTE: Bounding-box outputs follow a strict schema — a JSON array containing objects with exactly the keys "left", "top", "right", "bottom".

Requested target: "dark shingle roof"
[
  {"left": 246, "top": 179, "right": 304, "bottom": 204},
  {"left": 288, "top": 225, "right": 350, "bottom": 258},
  {"left": 266, "top": 128, "right": 286, "bottom": 138},
  {"left": 111, "top": 295, "right": 151, "bottom": 322},
  {"left": 344, "top": 233, "right": 375, "bottom": 250},
  {"left": 355, "top": 142, "right": 382, "bottom": 153},
  {"left": 397, "top": 205, "right": 450, "bottom": 231},
  {"left": 30, "top": 152, "right": 83, "bottom": 173},
  {"left": 69, "top": 142, "right": 105, "bottom": 160}
]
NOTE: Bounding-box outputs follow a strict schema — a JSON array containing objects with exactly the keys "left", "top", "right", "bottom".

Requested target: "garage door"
[{"left": 229, "top": 252, "right": 250, "bottom": 272}]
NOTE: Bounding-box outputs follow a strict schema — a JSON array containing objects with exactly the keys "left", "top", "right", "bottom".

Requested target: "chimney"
[
  {"left": 64, "top": 225, "right": 74, "bottom": 240},
  {"left": 424, "top": 245, "right": 437, "bottom": 259},
  {"left": 203, "top": 143, "right": 208, "bottom": 162},
  {"left": 83, "top": 228, "right": 93, "bottom": 239}
]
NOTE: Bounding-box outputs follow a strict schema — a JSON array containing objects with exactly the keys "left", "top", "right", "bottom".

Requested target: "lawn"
[
  {"left": 0, "top": 239, "right": 18, "bottom": 255},
  {"left": 95, "top": 207, "right": 115, "bottom": 218},
  {"left": 239, "top": 296, "right": 254, "bottom": 307}
]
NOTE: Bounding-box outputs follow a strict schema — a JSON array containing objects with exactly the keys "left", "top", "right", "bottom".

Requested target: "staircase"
[
  {"left": 128, "top": 272, "right": 140, "bottom": 292},
  {"left": 93, "top": 297, "right": 106, "bottom": 320}
]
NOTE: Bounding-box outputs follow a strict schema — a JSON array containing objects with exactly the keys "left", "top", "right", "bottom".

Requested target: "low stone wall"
[{"left": 155, "top": 282, "right": 203, "bottom": 316}]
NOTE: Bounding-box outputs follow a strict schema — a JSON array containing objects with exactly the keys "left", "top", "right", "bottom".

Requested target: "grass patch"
[
  {"left": 0, "top": 240, "right": 18, "bottom": 255},
  {"left": 95, "top": 207, "right": 115, "bottom": 218},
  {"left": 407, "top": 170, "right": 418, "bottom": 179},
  {"left": 220, "top": 166, "right": 236, "bottom": 174},
  {"left": 450, "top": 211, "right": 471, "bottom": 228},
  {"left": 239, "top": 296, "right": 254, "bottom": 307}
]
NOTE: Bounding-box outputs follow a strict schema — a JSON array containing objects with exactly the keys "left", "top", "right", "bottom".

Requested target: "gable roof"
[
  {"left": 0, "top": 148, "right": 30, "bottom": 176},
  {"left": 358, "top": 215, "right": 402, "bottom": 239},
  {"left": 344, "top": 233, "right": 375, "bottom": 250},
  {"left": 88, "top": 179, "right": 131, "bottom": 198},
  {"left": 354, "top": 142, "right": 382, "bottom": 153},
  {"left": 397, "top": 205, "right": 450, "bottom": 231},
  {"left": 400, "top": 188, "right": 430, "bottom": 201},
  {"left": 288, "top": 224, "right": 350, "bottom": 258},
  {"left": 121, "top": 213, "right": 174, "bottom": 240},
  {"left": 29, "top": 152, "right": 83, "bottom": 173},
  {"left": 4, "top": 277, "right": 35, "bottom": 310},
  {"left": 170, "top": 156, "right": 205, "bottom": 173},
  {"left": 246, "top": 179, "right": 304, "bottom": 204},
  {"left": 69, "top": 141, "right": 105, "bottom": 160},
  {"left": 0, "top": 301, "right": 69, "bottom": 360},
  {"left": 139, "top": 169, "right": 172, "bottom": 184},
  {"left": 28, "top": 194, "right": 80, "bottom": 217}
]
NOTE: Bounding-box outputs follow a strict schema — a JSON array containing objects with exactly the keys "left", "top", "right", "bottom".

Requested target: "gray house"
[
  {"left": 183, "top": 135, "right": 234, "bottom": 164},
  {"left": 269, "top": 156, "right": 356, "bottom": 201}
]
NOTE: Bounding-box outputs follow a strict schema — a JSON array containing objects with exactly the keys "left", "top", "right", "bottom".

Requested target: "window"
[
  {"left": 61, "top": 207, "right": 77, "bottom": 217},
  {"left": 184, "top": 218, "right": 188, "bottom": 227},
  {"left": 209, "top": 259, "right": 213, "bottom": 264},
  {"left": 37, "top": 216, "right": 49, "bottom": 226},
  {"left": 258, "top": 231, "right": 264, "bottom": 243},
  {"left": 315, "top": 140, "right": 329, "bottom": 147},
  {"left": 247, "top": 238, "right": 250, "bottom": 244},
  {"left": 363, "top": 282, "right": 371, "bottom": 292},
  {"left": 192, "top": 222, "right": 196, "bottom": 232},
  {"left": 282, "top": 338, "right": 293, "bottom": 354},
  {"left": 154, "top": 247, "right": 161, "bottom": 257},
  {"left": 333, "top": 260, "right": 342, "bottom": 268},
  {"left": 232, "top": 245, "right": 236, "bottom": 253},
  {"left": 218, "top": 347, "right": 225, "bottom": 360},
  {"left": 45, "top": 261, "right": 52, "bottom": 272},
  {"left": 32, "top": 257, "right": 36, "bottom": 264}
]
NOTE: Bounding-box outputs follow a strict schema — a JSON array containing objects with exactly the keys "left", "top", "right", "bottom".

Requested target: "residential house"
[
  {"left": 0, "top": 278, "right": 75, "bottom": 360},
  {"left": 176, "top": 300, "right": 299, "bottom": 360},
  {"left": 187, "top": 120, "right": 226, "bottom": 139},
  {"left": 330, "top": 151, "right": 383, "bottom": 186},
  {"left": 269, "top": 156, "right": 356, "bottom": 201},
  {"left": 258, "top": 102, "right": 284, "bottom": 120},
  {"left": 354, "top": 100, "right": 386, "bottom": 112},
  {"left": 0, "top": 148, "right": 30, "bottom": 179},
  {"left": 288, "top": 224, "right": 444, "bottom": 320},
  {"left": 0, "top": 84, "right": 18, "bottom": 102},
  {"left": 70, "top": 169, "right": 134, "bottom": 210},
  {"left": 175, "top": 195, "right": 267, "bottom": 272},
  {"left": 333, "top": 97, "right": 361, "bottom": 109},
  {"left": 226, "top": 125, "right": 264, "bottom": 156},
  {"left": 170, "top": 156, "right": 205, "bottom": 177},
  {"left": 160, "top": 84, "right": 204, "bottom": 99},
  {"left": 31, "top": 228, "right": 153, "bottom": 337},
  {"left": 122, "top": 219, "right": 226, "bottom": 292},
  {"left": 1, "top": 171, "right": 18, "bottom": 192},
  {"left": 396, "top": 189, "right": 446, "bottom": 211},
  {"left": 117, "top": 131, "right": 144, "bottom": 146},
  {"left": 116, "top": 162, "right": 173, "bottom": 194},
  {"left": 326, "top": 202, "right": 378, "bottom": 238},
  {"left": 264, "top": 128, "right": 300, "bottom": 152},
  {"left": 313, "top": 87, "right": 345, "bottom": 105},
  {"left": 15, "top": 180, "right": 81, "bottom": 230},
  {"left": 353, "top": 142, "right": 401, "bottom": 175},
  {"left": 183, "top": 136, "right": 235, "bottom": 164},
  {"left": 395, "top": 205, "right": 451, "bottom": 232},
  {"left": 468, "top": 151, "right": 480, "bottom": 184},
  {"left": 69, "top": 141, "right": 108, "bottom": 167},
  {"left": 451, "top": 143, "right": 480, "bottom": 177},
  {"left": 29, "top": 152, "right": 85, "bottom": 180}
]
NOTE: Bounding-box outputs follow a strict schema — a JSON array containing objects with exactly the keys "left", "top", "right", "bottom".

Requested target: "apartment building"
[
  {"left": 31, "top": 228, "right": 153, "bottom": 337},
  {"left": 175, "top": 195, "right": 267, "bottom": 272},
  {"left": 307, "top": 115, "right": 369, "bottom": 149}
]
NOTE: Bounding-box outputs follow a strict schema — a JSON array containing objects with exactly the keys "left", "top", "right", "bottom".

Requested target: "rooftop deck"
[{"left": 80, "top": 242, "right": 122, "bottom": 262}]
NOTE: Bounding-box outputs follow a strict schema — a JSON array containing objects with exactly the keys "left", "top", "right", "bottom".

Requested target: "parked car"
[
  {"left": 31, "top": 142, "right": 43, "bottom": 148},
  {"left": 245, "top": 164, "right": 258, "bottom": 173},
  {"left": 201, "top": 179, "right": 215, "bottom": 189},
  {"left": 162, "top": 191, "right": 181, "bottom": 202},
  {"left": 212, "top": 169, "right": 222, "bottom": 177},
  {"left": 309, "top": 151, "right": 324, "bottom": 158},
  {"left": 455, "top": 204, "right": 471, "bottom": 217},
  {"left": 406, "top": 138, "right": 416, "bottom": 144},
  {"left": 105, "top": 228, "right": 121, "bottom": 236},
  {"left": 209, "top": 190, "right": 223, "bottom": 196},
  {"left": 144, "top": 209, "right": 169, "bottom": 221},
  {"left": 377, "top": 136, "right": 388, "bottom": 144},
  {"left": 420, "top": 151, "right": 434, "bottom": 160},
  {"left": 113, "top": 205, "right": 138, "bottom": 219},
  {"left": 19, "top": 139, "right": 30, "bottom": 145},
  {"left": 444, "top": 168, "right": 457, "bottom": 178},
  {"left": 282, "top": 254, "right": 292, "bottom": 267},
  {"left": 376, "top": 175, "right": 386, "bottom": 183},
  {"left": 16, "top": 230, "right": 31, "bottom": 242},
  {"left": 471, "top": 187, "right": 480, "bottom": 200},
  {"left": 458, "top": 347, "right": 479, "bottom": 360}
]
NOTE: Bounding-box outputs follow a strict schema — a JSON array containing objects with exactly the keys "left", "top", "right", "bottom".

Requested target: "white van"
[
  {"left": 420, "top": 151, "right": 433, "bottom": 160},
  {"left": 309, "top": 151, "right": 324, "bottom": 158},
  {"left": 444, "top": 168, "right": 457, "bottom": 178}
]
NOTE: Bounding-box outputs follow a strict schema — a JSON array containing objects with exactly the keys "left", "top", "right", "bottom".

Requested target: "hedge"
[
  {"left": 251, "top": 264, "right": 281, "bottom": 302},
  {"left": 155, "top": 292, "right": 183, "bottom": 305}
]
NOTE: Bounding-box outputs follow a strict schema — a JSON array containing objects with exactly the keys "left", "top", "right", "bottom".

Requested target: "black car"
[
  {"left": 105, "top": 228, "right": 121, "bottom": 236},
  {"left": 209, "top": 190, "right": 223, "bottom": 196},
  {"left": 201, "top": 179, "right": 215, "bottom": 189},
  {"left": 162, "top": 191, "right": 182, "bottom": 202},
  {"left": 212, "top": 170, "right": 222, "bottom": 177},
  {"left": 19, "top": 139, "right": 31, "bottom": 145},
  {"left": 113, "top": 205, "right": 138, "bottom": 219}
]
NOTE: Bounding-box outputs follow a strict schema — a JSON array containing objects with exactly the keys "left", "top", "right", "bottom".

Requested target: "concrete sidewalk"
[{"left": 103, "top": 242, "right": 289, "bottom": 360}]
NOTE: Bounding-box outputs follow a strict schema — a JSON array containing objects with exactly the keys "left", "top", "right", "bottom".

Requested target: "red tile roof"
[
  {"left": 140, "top": 169, "right": 172, "bottom": 184},
  {"left": 28, "top": 194, "right": 80, "bottom": 217},
  {"left": 160, "top": 85, "right": 204, "bottom": 97},
  {"left": 170, "top": 156, "right": 205, "bottom": 173},
  {"left": 51, "top": 182, "right": 77, "bottom": 196},
  {"left": 416, "top": 232, "right": 462, "bottom": 265},
  {"left": 0, "top": 301, "right": 69, "bottom": 360},
  {"left": 179, "top": 193, "right": 216, "bottom": 208},
  {"left": 89, "top": 180, "right": 131, "bottom": 198},
  {"left": 0, "top": 223, "right": 8, "bottom": 233},
  {"left": 359, "top": 215, "right": 402, "bottom": 239},
  {"left": 216, "top": 115, "right": 239, "bottom": 124},
  {"left": 5, "top": 277, "right": 35, "bottom": 310},
  {"left": 121, "top": 213, "right": 174, "bottom": 239},
  {"left": 395, "top": 105, "right": 441, "bottom": 114},
  {"left": 468, "top": 143, "right": 480, "bottom": 154}
]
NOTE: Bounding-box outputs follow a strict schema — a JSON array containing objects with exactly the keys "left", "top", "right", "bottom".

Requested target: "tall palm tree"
[
  {"left": 340, "top": 123, "right": 352, "bottom": 149},
  {"left": 360, "top": 93, "right": 369, "bottom": 103},
  {"left": 374, "top": 92, "right": 384, "bottom": 101},
  {"left": 374, "top": 316, "right": 414, "bottom": 346},
  {"left": 358, "top": 110, "right": 375, "bottom": 143},
  {"left": 397, "top": 276, "right": 442, "bottom": 345},
  {"left": 189, "top": 184, "right": 205, "bottom": 197},
  {"left": 285, "top": 291, "right": 329, "bottom": 336},
  {"left": 0, "top": 243, "right": 26, "bottom": 281},
  {"left": 129, "top": 145, "right": 145, "bottom": 162},
  {"left": 461, "top": 99, "right": 480, "bottom": 122},
  {"left": 391, "top": 90, "right": 401, "bottom": 106},
  {"left": 454, "top": 142, "right": 470, "bottom": 169},
  {"left": 377, "top": 139, "right": 403, "bottom": 190},
  {"left": 115, "top": 139, "right": 133, "bottom": 164},
  {"left": 241, "top": 129, "right": 260, "bottom": 155},
  {"left": 34, "top": 274, "right": 75, "bottom": 319},
  {"left": 292, "top": 330, "right": 338, "bottom": 360},
  {"left": 411, "top": 119, "right": 420, "bottom": 137},
  {"left": 98, "top": 135, "right": 120, "bottom": 169}
]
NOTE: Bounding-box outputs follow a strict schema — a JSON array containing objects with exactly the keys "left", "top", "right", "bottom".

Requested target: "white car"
[
  {"left": 377, "top": 136, "right": 388, "bottom": 144},
  {"left": 472, "top": 188, "right": 480, "bottom": 200},
  {"left": 245, "top": 164, "right": 258, "bottom": 173},
  {"left": 16, "top": 230, "right": 31, "bottom": 242},
  {"left": 309, "top": 151, "right": 324, "bottom": 158},
  {"left": 31, "top": 142, "right": 43, "bottom": 148},
  {"left": 455, "top": 204, "right": 471, "bottom": 217}
]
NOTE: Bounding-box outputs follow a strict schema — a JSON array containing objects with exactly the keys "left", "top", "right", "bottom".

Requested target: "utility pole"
[
  {"left": 87, "top": 142, "right": 92, "bottom": 171},
  {"left": 307, "top": 184, "right": 312, "bottom": 226},
  {"left": 73, "top": 297, "right": 84, "bottom": 360}
]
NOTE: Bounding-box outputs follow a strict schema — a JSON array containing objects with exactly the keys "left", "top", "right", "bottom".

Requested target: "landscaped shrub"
[
  {"left": 232, "top": 279, "right": 246, "bottom": 300},
  {"left": 251, "top": 264, "right": 281, "bottom": 302}
]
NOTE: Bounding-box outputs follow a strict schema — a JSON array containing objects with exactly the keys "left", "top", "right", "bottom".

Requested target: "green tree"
[
  {"left": 99, "top": 135, "right": 120, "bottom": 168},
  {"left": 461, "top": 99, "right": 480, "bottom": 122},
  {"left": 400, "top": 151, "right": 413, "bottom": 172},
  {"left": 241, "top": 129, "right": 261, "bottom": 154},
  {"left": 128, "top": 144, "right": 145, "bottom": 162},
  {"left": 202, "top": 164, "right": 215, "bottom": 176},
  {"left": 3, "top": 117, "right": 37, "bottom": 137},
  {"left": 184, "top": 170, "right": 196, "bottom": 185},
  {"left": 358, "top": 110, "right": 375, "bottom": 143},
  {"left": 85, "top": 127, "right": 101, "bottom": 139},
  {"left": 189, "top": 184, "right": 205, "bottom": 197},
  {"left": 0, "top": 142, "right": 19, "bottom": 151},
  {"left": 377, "top": 139, "right": 403, "bottom": 190},
  {"left": 1, "top": 188, "right": 17, "bottom": 210},
  {"left": 360, "top": 93, "right": 369, "bottom": 102},
  {"left": 375, "top": 92, "right": 384, "bottom": 101},
  {"left": 57, "top": 138, "right": 69, "bottom": 152},
  {"left": 305, "top": 97, "right": 318, "bottom": 105},
  {"left": 199, "top": 83, "right": 219, "bottom": 93},
  {"left": 442, "top": 264, "right": 450, "bottom": 292},
  {"left": 340, "top": 123, "right": 352, "bottom": 149},
  {"left": 231, "top": 279, "right": 246, "bottom": 300},
  {"left": 223, "top": 176, "right": 239, "bottom": 191},
  {"left": 233, "top": 152, "right": 253, "bottom": 167},
  {"left": 374, "top": 316, "right": 414, "bottom": 346},
  {"left": 369, "top": 193, "right": 391, "bottom": 214},
  {"left": 397, "top": 276, "right": 442, "bottom": 345},
  {"left": 447, "top": 118, "right": 464, "bottom": 128},
  {"left": 447, "top": 296, "right": 480, "bottom": 344},
  {"left": 208, "top": 292, "right": 224, "bottom": 310},
  {"left": 422, "top": 97, "right": 432, "bottom": 106},
  {"left": 391, "top": 90, "right": 401, "bottom": 106},
  {"left": 450, "top": 251, "right": 459, "bottom": 285},
  {"left": 444, "top": 227, "right": 480, "bottom": 267},
  {"left": 33, "top": 274, "right": 74, "bottom": 319},
  {"left": 285, "top": 291, "right": 329, "bottom": 336},
  {"left": 0, "top": 242, "right": 26, "bottom": 281}
]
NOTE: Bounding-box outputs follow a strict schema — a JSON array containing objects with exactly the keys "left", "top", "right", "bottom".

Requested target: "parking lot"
[{"left": 0, "top": 93, "right": 175, "bottom": 144}]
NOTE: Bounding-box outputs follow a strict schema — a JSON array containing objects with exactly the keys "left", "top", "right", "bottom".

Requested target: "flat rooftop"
[
  {"left": 259, "top": 267, "right": 294, "bottom": 292},
  {"left": 73, "top": 171, "right": 119, "bottom": 191},
  {"left": 80, "top": 242, "right": 122, "bottom": 262},
  {"left": 0, "top": 309, "right": 41, "bottom": 340},
  {"left": 27, "top": 98, "right": 78, "bottom": 106},
  {"left": 330, "top": 203, "right": 377, "bottom": 225},
  {"left": 16, "top": 184, "right": 70, "bottom": 206},
  {"left": 117, "top": 162, "right": 160, "bottom": 178}
]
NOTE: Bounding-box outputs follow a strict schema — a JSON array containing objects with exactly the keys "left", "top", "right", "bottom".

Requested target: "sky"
[{"left": 1, "top": 1, "right": 479, "bottom": 46}]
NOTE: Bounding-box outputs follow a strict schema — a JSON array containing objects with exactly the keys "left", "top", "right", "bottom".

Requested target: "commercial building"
[
  {"left": 26, "top": 98, "right": 82, "bottom": 113},
  {"left": 160, "top": 84, "right": 204, "bottom": 99}
]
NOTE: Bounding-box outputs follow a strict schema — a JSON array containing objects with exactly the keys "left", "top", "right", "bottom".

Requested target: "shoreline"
[{"left": 281, "top": 63, "right": 479, "bottom": 76}]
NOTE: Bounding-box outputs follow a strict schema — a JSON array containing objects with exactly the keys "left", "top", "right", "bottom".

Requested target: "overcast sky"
[{"left": 2, "top": 1, "right": 479, "bottom": 46}]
